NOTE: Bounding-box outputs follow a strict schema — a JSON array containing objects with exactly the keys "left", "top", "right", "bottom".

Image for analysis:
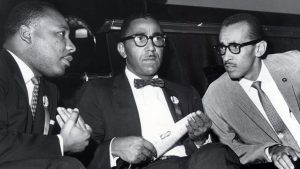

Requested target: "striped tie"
[{"left": 31, "top": 77, "right": 40, "bottom": 119}]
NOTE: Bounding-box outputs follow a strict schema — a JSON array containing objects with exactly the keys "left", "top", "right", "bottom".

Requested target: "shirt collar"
[
  {"left": 7, "top": 49, "right": 35, "bottom": 84},
  {"left": 125, "top": 67, "right": 158, "bottom": 88},
  {"left": 239, "top": 61, "right": 272, "bottom": 92}
]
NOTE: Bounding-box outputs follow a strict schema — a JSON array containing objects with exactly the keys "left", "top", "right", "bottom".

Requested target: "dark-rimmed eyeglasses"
[
  {"left": 120, "top": 34, "right": 166, "bottom": 47},
  {"left": 214, "top": 39, "right": 262, "bottom": 55}
]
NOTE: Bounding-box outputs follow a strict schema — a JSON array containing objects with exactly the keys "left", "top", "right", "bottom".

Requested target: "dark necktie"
[
  {"left": 134, "top": 78, "right": 164, "bottom": 89},
  {"left": 252, "top": 81, "right": 299, "bottom": 148},
  {"left": 31, "top": 77, "right": 40, "bottom": 119}
]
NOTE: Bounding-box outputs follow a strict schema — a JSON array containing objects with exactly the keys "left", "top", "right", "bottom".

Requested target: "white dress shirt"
[
  {"left": 110, "top": 68, "right": 187, "bottom": 167},
  {"left": 7, "top": 49, "right": 64, "bottom": 155},
  {"left": 239, "top": 61, "right": 300, "bottom": 158}
]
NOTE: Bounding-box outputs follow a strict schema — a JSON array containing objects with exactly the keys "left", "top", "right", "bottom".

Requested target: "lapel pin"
[
  {"left": 282, "top": 78, "right": 287, "bottom": 82},
  {"left": 170, "top": 96, "right": 179, "bottom": 104},
  {"left": 43, "top": 96, "right": 49, "bottom": 107}
]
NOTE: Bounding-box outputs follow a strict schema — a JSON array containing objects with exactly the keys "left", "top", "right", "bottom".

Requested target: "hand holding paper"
[{"left": 186, "top": 110, "right": 211, "bottom": 142}]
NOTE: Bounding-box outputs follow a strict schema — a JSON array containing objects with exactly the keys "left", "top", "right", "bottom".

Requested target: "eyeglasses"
[
  {"left": 214, "top": 39, "right": 262, "bottom": 55},
  {"left": 120, "top": 34, "right": 166, "bottom": 47}
]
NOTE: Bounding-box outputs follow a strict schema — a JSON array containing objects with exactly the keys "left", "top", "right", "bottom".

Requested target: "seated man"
[
  {"left": 203, "top": 13, "right": 300, "bottom": 169},
  {"left": 78, "top": 13, "right": 240, "bottom": 169},
  {"left": 0, "top": 1, "right": 91, "bottom": 168}
]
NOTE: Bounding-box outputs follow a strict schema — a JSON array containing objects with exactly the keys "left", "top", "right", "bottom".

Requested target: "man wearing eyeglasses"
[
  {"left": 77, "top": 13, "right": 240, "bottom": 169},
  {"left": 203, "top": 13, "right": 300, "bottom": 169}
]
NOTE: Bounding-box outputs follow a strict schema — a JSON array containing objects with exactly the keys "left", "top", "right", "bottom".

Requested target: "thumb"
[{"left": 63, "top": 110, "right": 79, "bottom": 132}]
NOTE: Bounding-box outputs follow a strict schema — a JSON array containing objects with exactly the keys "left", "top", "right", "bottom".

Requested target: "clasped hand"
[
  {"left": 270, "top": 145, "right": 300, "bottom": 169},
  {"left": 56, "top": 107, "right": 92, "bottom": 153},
  {"left": 186, "top": 110, "right": 211, "bottom": 144},
  {"left": 111, "top": 136, "right": 157, "bottom": 164}
]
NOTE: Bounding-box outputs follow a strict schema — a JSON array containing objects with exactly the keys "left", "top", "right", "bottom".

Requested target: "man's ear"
[
  {"left": 19, "top": 25, "right": 32, "bottom": 44},
  {"left": 117, "top": 42, "right": 127, "bottom": 58},
  {"left": 255, "top": 40, "right": 267, "bottom": 58}
]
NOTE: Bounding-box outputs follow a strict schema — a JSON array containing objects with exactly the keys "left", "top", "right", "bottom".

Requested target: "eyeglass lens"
[
  {"left": 133, "top": 34, "right": 165, "bottom": 47},
  {"left": 215, "top": 39, "right": 261, "bottom": 55}
]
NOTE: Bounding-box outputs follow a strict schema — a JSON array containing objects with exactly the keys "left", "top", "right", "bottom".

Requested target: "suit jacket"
[
  {"left": 77, "top": 72, "right": 203, "bottom": 169},
  {"left": 203, "top": 50, "right": 300, "bottom": 164},
  {"left": 0, "top": 49, "right": 62, "bottom": 163}
]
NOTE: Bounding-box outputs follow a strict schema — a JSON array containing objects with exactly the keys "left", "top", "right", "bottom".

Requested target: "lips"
[
  {"left": 224, "top": 62, "right": 236, "bottom": 71},
  {"left": 61, "top": 55, "right": 73, "bottom": 67}
]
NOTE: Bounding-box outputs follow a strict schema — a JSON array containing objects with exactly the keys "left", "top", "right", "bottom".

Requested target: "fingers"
[
  {"left": 142, "top": 139, "right": 157, "bottom": 158},
  {"left": 187, "top": 110, "right": 211, "bottom": 129},
  {"left": 271, "top": 146, "right": 298, "bottom": 169},
  {"left": 57, "top": 107, "right": 70, "bottom": 122},
  {"left": 56, "top": 115, "right": 64, "bottom": 128},
  {"left": 85, "top": 124, "right": 93, "bottom": 134},
  {"left": 274, "top": 155, "right": 294, "bottom": 169},
  {"left": 62, "top": 109, "right": 79, "bottom": 132},
  {"left": 188, "top": 112, "right": 203, "bottom": 130},
  {"left": 77, "top": 115, "right": 88, "bottom": 130},
  {"left": 288, "top": 150, "right": 299, "bottom": 162}
]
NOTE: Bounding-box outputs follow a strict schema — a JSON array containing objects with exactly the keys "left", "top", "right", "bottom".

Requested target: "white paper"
[{"left": 147, "top": 113, "right": 194, "bottom": 158}]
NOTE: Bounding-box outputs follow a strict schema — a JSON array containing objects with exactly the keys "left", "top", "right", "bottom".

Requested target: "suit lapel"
[
  {"left": 162, "top": 84, "right": 182, "bottom": 122},
  {"left": 265, "top": 61, "right": 300, "bottom": 124},
  {"left": 227, "top": 78, "right": 280, "bottom": 142},
  {"left": 112, "top": 73, "right": 142, "bottom": 136},
  {"left": 2, "top": 50, "right": 33, "bottom": 132}
]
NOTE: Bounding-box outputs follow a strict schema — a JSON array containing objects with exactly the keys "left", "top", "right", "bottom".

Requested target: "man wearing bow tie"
[{"left": 77, "top": 13, "right": 240, "bottom": 169}]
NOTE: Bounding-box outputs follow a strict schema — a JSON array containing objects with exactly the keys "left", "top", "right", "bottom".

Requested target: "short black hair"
[
  {"left": 221, "top": 13, "right": 264, "bottom": 40},
  {"left": 4, "top": 1, "right": 57, "bottom": 39},
  {"left": 120, "top": 13, "right": 162, "bottom": 39}
]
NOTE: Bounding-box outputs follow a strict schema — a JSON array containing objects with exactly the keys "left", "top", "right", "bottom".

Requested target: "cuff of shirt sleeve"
[
  {"left": 194, "top": 134, "right": 212, "bottom": 148},
  {"left": 57, "top": 134, "right": 64, "bottom": 156},
  {"left": 265, "top": 147, "right": 272, "bottom": 161},
  {"left": 265, "top": 144, "right": 282, "bottom": 162},
  {"left": 110, "top": 137, "right": 119, "bottom": 167}
]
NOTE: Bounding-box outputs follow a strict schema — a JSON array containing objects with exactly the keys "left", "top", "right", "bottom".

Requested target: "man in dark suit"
[
  {"left": 203, "top": 13, "right": 300, "bottom": 169},
  {"left": 77, "top": 13, "right": 240, "bottom": 169},
  {"left": 0, "top": 1, "right": 91, "bottom": 168}
]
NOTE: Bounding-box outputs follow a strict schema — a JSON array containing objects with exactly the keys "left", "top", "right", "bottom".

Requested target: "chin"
[
  {"left": 228, "top": 72, "right": 242, "bottom": 81},
  {"left": 50, "top": 70, "right": 65, "bottom": 77}
]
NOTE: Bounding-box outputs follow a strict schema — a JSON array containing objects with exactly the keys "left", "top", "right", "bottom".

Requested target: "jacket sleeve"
[
  {"left": 76, "top": 82, "right": 110, "bottom": 168},
  {"left": 202, "top": 97, "right": 277, "bottom": 164}
]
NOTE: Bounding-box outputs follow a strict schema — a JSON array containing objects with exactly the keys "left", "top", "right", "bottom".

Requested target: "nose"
[
  {"left": 66, "top": 38, "right": 76, "bottom": 53},
  {"left": 221, "top": 48, "right": 232, "bottom": 62},
  {"left": 145, "top": 38, "right": 155, "bottom": 51}
]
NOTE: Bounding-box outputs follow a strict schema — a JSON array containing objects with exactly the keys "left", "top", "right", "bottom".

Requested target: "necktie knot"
[
  {"left": 251, "top": 81, "right": 262, "bottom": 90},
  {"left": 134, "top": 78, "right": 165, "bottom": 89},
  {"left": 31, "top": 77, "right": 40, "bottom": 85}
]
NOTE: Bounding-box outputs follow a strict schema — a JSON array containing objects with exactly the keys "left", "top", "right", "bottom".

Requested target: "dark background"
[{"left": 1, "top": 0, "right": 300, "bottom": 106}]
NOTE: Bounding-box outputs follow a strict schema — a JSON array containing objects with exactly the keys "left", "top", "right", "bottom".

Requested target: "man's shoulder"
[
  {"left": 264, "top": 50, "right": 300, "bottom": 73},
  {"left": 266, "top": 50, "right": 300, "bottom": 63},
  {"left": 84, "top": 77, "right": 114, "bottom": 90},
  {"left": 203, "top": 72, "right": 236, "bottom": 101},
  {"left": 206, "top": 73, "right": 232, "bottom": 92},
  {"left": 0, "top": 50, "right": 14, "bottom": 84}
]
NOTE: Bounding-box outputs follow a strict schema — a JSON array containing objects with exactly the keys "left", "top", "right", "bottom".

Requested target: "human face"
[
  {"left": 219, "top": 22, "right": 261, "bottom": 81},
  {"left": 28, "top": 8, "right": 76, "bottom": 77},
  {"left": 120, "top": 18, "right": 164, "bottom": 80}
]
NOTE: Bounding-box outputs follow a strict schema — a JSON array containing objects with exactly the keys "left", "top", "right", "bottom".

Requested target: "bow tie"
[{"left": 134, "top": 78, "right": 165, "bottom": 89}]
